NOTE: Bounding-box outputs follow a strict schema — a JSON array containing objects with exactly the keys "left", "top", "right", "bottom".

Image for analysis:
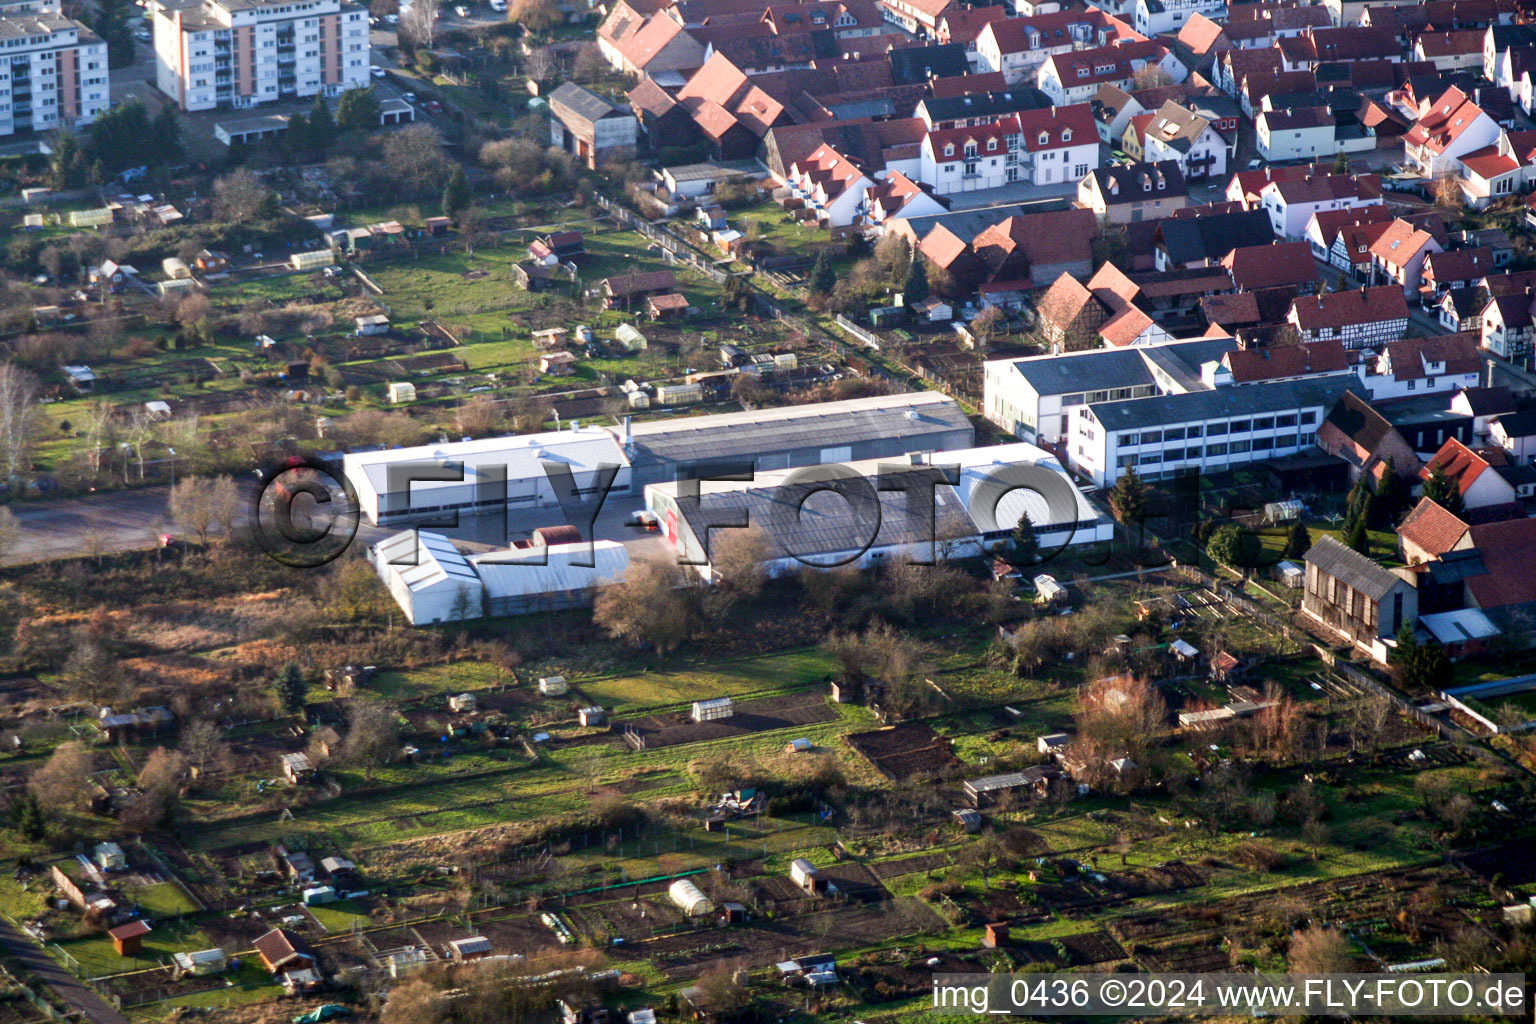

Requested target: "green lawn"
[
  {"left": 573, "top": 648, "right": 837, "bottom": 711},
  {"left": 367, "top": 661, "right": 512, "bottom": 700},
  {"left": 134, "top": 880, "right": 199, "bottom": 918},
  {"left": 56, "top": 923, "right": 217, "bottom": 979}
]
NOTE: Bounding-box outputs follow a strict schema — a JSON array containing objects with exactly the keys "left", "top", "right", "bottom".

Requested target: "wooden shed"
[{"left": 109, "top": 920, "right": 151, "bottom": 956}]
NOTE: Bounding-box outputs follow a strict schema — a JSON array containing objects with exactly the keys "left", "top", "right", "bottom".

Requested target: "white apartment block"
[
  {"left": 0, "top": 13, "right": 109, "bottom": 137},
  {"left": 1065, "top": 378, "right": 1354, "bottom": 487},
  {"left": 151, "top": 0, "right": 368, "bottom": 112}
]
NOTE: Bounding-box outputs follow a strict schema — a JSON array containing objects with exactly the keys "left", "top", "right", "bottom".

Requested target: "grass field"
[
  {"left": 134, "top": 881, "right": 200, "bottom": 918},
  {"left": 367, "top": 661, "right": 512, "bottom": 701},
  {"left": 574, "top": 648, "right": 837, "bottom": 711}
]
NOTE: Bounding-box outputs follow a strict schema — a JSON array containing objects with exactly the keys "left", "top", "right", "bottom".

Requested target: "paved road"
[
  {"left": 0, "top": 917, "right": 130, "bottom": 1024},
  {"left": 2, "top": 478, "right": 670, "bottom": 566}
]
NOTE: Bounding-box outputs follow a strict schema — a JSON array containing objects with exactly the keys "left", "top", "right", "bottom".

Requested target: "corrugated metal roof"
[
  {"left": 345, "top": 427, "right": 628, "bottom": 497},
  {"left": 471, "top": 541, "right": 629, "bottom": 599},
  {"left": 374, "top": 531, "right": 480, "bottom": 593},
  {"left": 625, "top": 392, "right": 969, "bottom": 467}
]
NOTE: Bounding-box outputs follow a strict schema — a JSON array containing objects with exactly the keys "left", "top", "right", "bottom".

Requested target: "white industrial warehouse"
[
  {"left": 368, "top": 531, "right": 630, "bottom": 625},
  {"left": 341, "top": 393, "right": 974, "bottom": 526},
  {"left": 644, "top": 443, "right": 1112, "bottom": 580}
]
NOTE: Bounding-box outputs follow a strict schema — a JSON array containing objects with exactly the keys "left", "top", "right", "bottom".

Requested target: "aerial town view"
[{"left": 3, "top": 0, "right": 1536, "bottom": 1016}]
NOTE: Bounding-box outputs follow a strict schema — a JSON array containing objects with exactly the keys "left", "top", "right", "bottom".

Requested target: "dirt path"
[{"left": 0, "top": 917, "right": 131, "bottom": 1024}]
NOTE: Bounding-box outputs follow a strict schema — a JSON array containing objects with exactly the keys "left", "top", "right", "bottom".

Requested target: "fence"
[{"left": 832, "top": 315, "right": 883, "bottom": 351}]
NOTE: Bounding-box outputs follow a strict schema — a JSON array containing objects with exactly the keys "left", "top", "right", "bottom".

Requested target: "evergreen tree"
[
  {"left": 1208, "top": 523, "right": 1259, "bottom": 570},
  {"left": 1344, "top": 507, "right": 1370, "bottom": 556},
  {"left": 1373, "top": 456, "right": 1406, "bottom": 528},
  {"left": 809, "top": 250, "right": 836, "bottom": 297},
  {"left": 308, "top": 91, "right": 337, "bottom": 147},
  {"left": 442, "top": 164, "right": 471, "bottom": 219},
  {"left": 89, "top": 0, "right": 136, "bottom": 68},
  {"left": 285, "top": 112, "right": 312, "bottom": 154},
  {"left": 1283, "top": 520, "right": 1312, "bottom": 559},
  {"left": 275, "top": 662, "right": 308, "bottom": 716},
  {"left": 1345, "top": 472, "right": 1374, "bottom": 522},
  {"left": 1422, "top": 464, "right": 1466, "bottom": 518},
  {"left": 336, "top": 88, "right": 382, "bottom": 132},
  {"left": 1394, "top": 623, "right": 1452, "bottom": 692},
  {"left": 1107, "top": 467, "right": 1152, "bottom": 526},
  {"left": 903, "top": 254, "right": 929, "bottom": 304},
  {"left": 49, "top": 129, "right": 88, "bottom": 189},
  {"left": 1011, "top": 511, "right": 1039, "bottom": 565},
  {"left": 151, "top": 105, "right": 184, "bottom": 165},
  {"left": 8, "top": 790, "right": 44, "bottom": 840}
]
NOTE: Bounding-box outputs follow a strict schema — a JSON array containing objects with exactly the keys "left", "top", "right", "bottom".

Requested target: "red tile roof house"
[
  {"left": 1287, "top": 285, "right": 1408, "bottom": 349},
  {"left": 1417, "top": 247, "right": 1494, "bottom": 305},
  {"left": 974, "top": 9, "right": 1138, "bottom": 86},
  {"left": 1479, "top": 288, "right": 1536, "bottom": 362},
  {"left": 1221, "top": 240, "right": 1319, "bottom": 294},
  {"left": 1368, "top": 219, "right": 1445, "bottom": 298},
  {"left": 1402, "top": 87, "right": 1501, "bottom": 178},
  {"left": 1224, "top": 162, "right": 1316, "bottom": 205},
  {"left": 252, "top": 928, "right": 318, "bottom": 984},
  {"left": 1256, "top": 172, "right": 1385, "bottom": 240},
  {"left": 1222, "top": 339, "right": 1350, "bottom": 384},
  {"left": 1452, "top": 128, "right": 1536, "bottom": 208},
  {"left": 1305, "top": 204, "right": 1392, "bottom": 265},
  {"left": 1420, "top": 437, "right": 1521, "bottom": 510},
  {"left": 785, "top": 143, "right": 874, "bottom": 228},
  {"left": 1412, "top": 28, "right": 1487, "bottom": 72},
  {"left": 1033, "top": 261, "right": 1172, "bottom": 351},
  {"left": 916, "top": 104, "right": 1098, "bottom": 193},
  {"left": 1358, "top": 332, "right": 1483, "bottom": 401},
  {"left": 601, "top": 270, "right": 678, "bottom": 310},
  {"left": 877, "top": 0, "right": 954, "bottom": 38},
  {"left": 1463, "top": 517, "right": 1536, "bottom": 616},
  {"left": 1037, "top": 41, "right": 1186, "bottom": 108},
  {"left": 1213, "top": 45, "right": 1284, "bottom": 100},
  {"left": 597, "top": 2, "right": 706, "bottom": 76},
  {"left": 1397, "top": 495, "right": 1473, "bottom": 565},
  {"left": 1316, "top": 390, "right": 1423, "bottom": 484}
]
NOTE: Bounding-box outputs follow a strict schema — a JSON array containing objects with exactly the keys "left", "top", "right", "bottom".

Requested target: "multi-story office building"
[
  {"left": 0, "top": 11, "right": 109, "bottom": 137},
  {"left": 151, "top": 0, "right": 368, "bottom": 112}
]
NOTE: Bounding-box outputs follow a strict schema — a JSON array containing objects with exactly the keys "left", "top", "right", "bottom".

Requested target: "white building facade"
[
  {"left": 151, "top": 0, "right": 368, "bottom": 112},
  {"left": 0, "top": 13, "right": 109, "bottom": 136}
]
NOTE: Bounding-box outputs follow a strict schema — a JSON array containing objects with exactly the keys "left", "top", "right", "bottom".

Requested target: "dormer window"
[
  {"left": 1038, "top": 131, "right": 1049, "bottom": 144},
  {"left": 965, "top": 142, "right": 977, "bottom": 157},
  {"left": 944, "top": 142, "right": 954, "bottom": 156},
  {"left": 1062, "top": 128, "right": 1072, "bottom": 141},
  {"left": 986, "top": 138, "right": 997, "bottom": 150},
  {"left": 1143, "top": 179, "right": 1152, "bottom": 191}
]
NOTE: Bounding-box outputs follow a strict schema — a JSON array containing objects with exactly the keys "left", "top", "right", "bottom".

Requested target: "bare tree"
[
  {"left": 592, "top": 555, "right": 693, "bottom": 658},
  {"left": 343, "top": 702, "right": 400, "bottom": 781},
  {"left": 524, "top": 46, "right": 558, "bottom": 82},
  {"left": 708, "top": 525, "right": 771, "bottom": 598},
  {"left": 169, "top": 474, "right": 241, "bottom": 545},
  {"left": 127, "top": 747, "right": 186, "bottom": 830},
  {"left": 454, "top": 395, "right": 506, "bottom": 438},
  {"left": 0, "top": 362, "right": 39, "bottom": 482},
  {"left": 381, "top": 978, "right": 449, "bottom": 1024},
  {"left": 29, "top": 740, "right": 94, "bottom": 810},
  {"left": 400, "top": 1, "right": 438, "bottom": 48},
  {"left": 1288, "top": 923, "right": 1354, "bottom": 973},
  {"left": 213, "top": 168, "right": 276, "bottom": 223},
  {"left": 180, "top": 718, "right": 231, "bottom": 777},
  {"left": 509, "top": 0, "right": 561, "bottom": 32}
]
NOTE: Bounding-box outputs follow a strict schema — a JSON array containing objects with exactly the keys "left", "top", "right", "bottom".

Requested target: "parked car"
[
  {"left": 370, "top": 64, "right": 385, "bottom": 78},
  {"left": 384, "top": 12, "right": 398, "bottom": 22},
  {"left": 489, "top": 0, "right": 506, "bottom": 10},
  {"left": 402, "top": 91, "right": 416, "bottom": 102},
  {"left": 454, "top": 5, "right": 467, "bottom": 15}
]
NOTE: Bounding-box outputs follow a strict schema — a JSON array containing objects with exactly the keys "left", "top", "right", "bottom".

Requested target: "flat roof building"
[{"left": 343, "top": 393, "right": 974, "bottom": 525}]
